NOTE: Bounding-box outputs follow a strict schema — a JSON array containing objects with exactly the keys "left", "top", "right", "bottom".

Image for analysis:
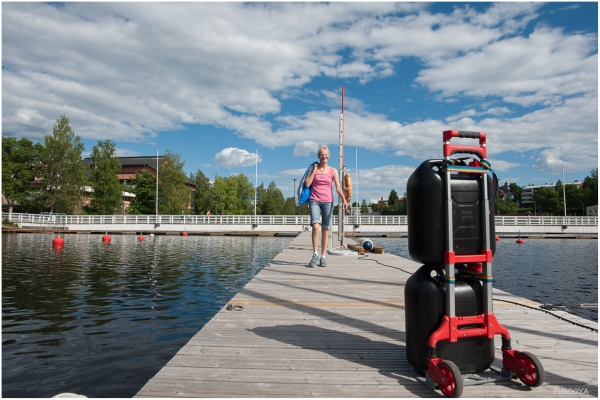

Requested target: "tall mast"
[{"left": 338, "top": 87, "right": 345, "bottom": 245}]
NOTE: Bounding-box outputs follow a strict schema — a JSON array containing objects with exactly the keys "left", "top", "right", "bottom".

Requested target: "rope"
[
  {"left": 497, "top": 299, "right": 597, "bottom": 332},
  {"left": 356, "top": 254, "right": 414, "bottom": 274},
  {"left": 541, "top": 303, "right": 598, "bottom": 310},
  {"left": 226, "top": 304, "right": 244, "bottom": 311},
  {"left": 356, "top": 255, "right": 598, "bottom": 332}
]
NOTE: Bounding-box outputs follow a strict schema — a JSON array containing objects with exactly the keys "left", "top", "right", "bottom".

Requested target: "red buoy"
[
  {"left": 138, "top": 235, "right": 145, "bottom": 241},
  {"left": 516, "top": 238, "right": 524, "bottom": 244},
  {"left": 52, "top": 236, "right": 65, "bottom": 248},
  {"left": 495, "top": 236, "right": 500, "bottom": 241},
  {"left": 181, "top": 232, "right": 188, "bottom": 236},
  {"left": 102, "top": 234, "right": 111, "bottom": 243}
]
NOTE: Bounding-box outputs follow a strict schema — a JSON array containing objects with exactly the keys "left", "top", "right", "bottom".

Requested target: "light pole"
[{"left": 293, "top": 178, "right": 297, "bottom": 215}]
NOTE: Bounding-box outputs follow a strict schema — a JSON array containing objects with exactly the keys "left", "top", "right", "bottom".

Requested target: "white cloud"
[
  {"left": 293, "top": 140, "right": 317, "bottom": 157},
  {"left": 417, "top": 27, "right": 597, "bottom": 106},
  {"left": 2, "top": 2, "right": 571, "bottom": 144},
  {"left": 1, "top": 2, "right": 596, "bottom": 186},
  {"left": 214, "top": 147, "right": 261, "bottom": 169}
]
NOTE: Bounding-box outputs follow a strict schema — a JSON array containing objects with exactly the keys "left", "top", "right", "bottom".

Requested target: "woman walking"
[{"left": 304, "top": 145, "right": 348, "bottom": 266}]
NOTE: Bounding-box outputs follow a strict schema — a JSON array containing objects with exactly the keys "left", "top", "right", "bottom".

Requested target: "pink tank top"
[{"left": 309, "top": 167, "right": 334, "bottom": 203}]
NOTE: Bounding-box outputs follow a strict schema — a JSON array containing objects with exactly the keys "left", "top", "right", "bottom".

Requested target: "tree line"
[
  {"left": 4, "top": 115, "right": 596, "bottom": 217},
  {"left": 2, "top": 115, "right": 316, "bottom": 216}
]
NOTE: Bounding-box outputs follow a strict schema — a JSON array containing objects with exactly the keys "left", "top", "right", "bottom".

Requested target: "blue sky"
[{"left": 3, "top": 2, "right": 598, "bottom": 205}]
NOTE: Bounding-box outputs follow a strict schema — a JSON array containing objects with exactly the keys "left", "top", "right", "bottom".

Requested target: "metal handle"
[{"left": 443, "top": 130, "right": 487, "bottom": 158}]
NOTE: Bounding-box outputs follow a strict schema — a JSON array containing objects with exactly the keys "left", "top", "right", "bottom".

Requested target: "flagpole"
[
  {"left": 562, "top": 148, "right": 566, "bottom": 217},
  {"left": 255, "top": 149, "right": 258, "bottom": 224},
  {"left": 338, "top": 87, "right": 345, "bottom": 246},
  {"left": 156, "top": 150, "right": 159, "bottom": 220}
]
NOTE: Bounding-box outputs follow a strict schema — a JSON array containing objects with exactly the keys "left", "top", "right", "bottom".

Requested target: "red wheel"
[
  {"left": 515, "top": 351, "right": 545, "bottom": 387},
  {"left": 438, "top": 360, "right": 463, "bottom": 398}
]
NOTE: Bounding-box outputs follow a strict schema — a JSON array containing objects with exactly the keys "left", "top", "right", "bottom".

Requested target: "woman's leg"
[
  {"left": 320, "top": 202, "right": 334, "bottom": 256},
  {"left": 308, "top": 200, "right": 321, "bottom": 254},
  {"left": 321, "top": 226, "right": 329, "bottom": 255},
  {"left": 312, "top": 222, "right": 320, "bottom": 253}
]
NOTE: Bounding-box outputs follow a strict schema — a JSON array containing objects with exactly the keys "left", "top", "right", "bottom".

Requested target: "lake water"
[
  {"left": 376, "top": 237, "right": 598, "bottom": 322},
  {"left": 2, "top": 233, "right": 597, "bottom": 397},
  {"left": 2, "top": 234, "right": 292, "bottom": 398}
]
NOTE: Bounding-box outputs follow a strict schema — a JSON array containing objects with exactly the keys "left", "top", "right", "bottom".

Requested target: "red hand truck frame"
[{"left": 413, "top": 130, "right": 545, "bottom": 398}]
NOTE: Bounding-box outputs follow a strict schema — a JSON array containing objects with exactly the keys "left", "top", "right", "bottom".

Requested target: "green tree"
[
  {"left": 191, "top": 169, "right": 210, "bottom": 214},
  {"left": 533, "top": 186, "right": 561, "bottom": 215},
  {"left": 158, "top": 150, "right": 191, "bottom": 214},
  {"left": 388, "top": 189, "right": 399, "bottom": 206},
  {"left": 281, "top": 197, "right": 296, "bottom": 215},
  {"left": 259, "top": 181, "right": 286, "bottom": 215},
  {"left": 564, "top": 184, "right": 584, "bottom": 215},
  {"left": 86, "top": 140, "right": 123, "bottom": 215},
  {"left": 497, "top": 198, "right": 519, "bottom": 214},
  {"left": 230, "top": 173, "right": 255, "bottom": 214},
  {"left": 508, "top": 183, "right": 522, "bottom": 204},
  {"left": 361, "top": 199, "right": 369, "bottom": 214},
  {"left": 370, "top": 203, "right": 379, "bottom": 212},
  {"left": 209, "top": 173, "right": 254, "bottom": 215},
  {"left": 582, "top": 169, "right": 598, "bottom": 209},
  {"left": 37, "top": 115, "right": 86, "bottom": 214},
  {"left": 2, "top": 137, "right": 43, "bottom": 214},
  {"left": 296, "top": 201, "right": 310, "bottom": 215},
  {"left": 128, "top": 170, "right": 157, "bottom": 215}
]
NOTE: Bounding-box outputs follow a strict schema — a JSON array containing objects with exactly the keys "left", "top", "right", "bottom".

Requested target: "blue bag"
[{"left": 297, "top": 162, "right": 318, "bottom": 206}]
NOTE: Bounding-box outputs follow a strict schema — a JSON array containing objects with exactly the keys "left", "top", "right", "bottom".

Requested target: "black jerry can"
[
  {"left": 406, "top": 159, "right": 496, "bottom": 265},
  {"left": 405, "top": 265, "right": 494, "bottom": 374}
]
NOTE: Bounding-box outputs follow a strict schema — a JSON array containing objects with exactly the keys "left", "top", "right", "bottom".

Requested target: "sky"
[{"left": 2, "top": 2, "right": 598, "bottom": 205}]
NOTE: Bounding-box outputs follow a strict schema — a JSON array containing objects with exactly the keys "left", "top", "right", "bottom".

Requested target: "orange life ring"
[{"left": 344, "top": 172, "right": 352, "bottom": 203}]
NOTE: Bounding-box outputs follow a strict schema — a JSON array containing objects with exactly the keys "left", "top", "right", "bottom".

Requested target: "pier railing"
[{"left": 4, "top": 212, "right": 597, "bottom": 231}]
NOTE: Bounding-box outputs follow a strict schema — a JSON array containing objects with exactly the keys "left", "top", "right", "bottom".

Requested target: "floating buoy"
[
  {"left": 358, "top": 238, "right": 373, "bottom": 251},
  {"left": 137, "top": 234, "right": 145, "bottom": 241},
  {"left": 516, "top": 238, "right": 524, "bottom": 244},
  {"left": 52, "top": 236, "right": 65, "bottom": 248},
  {"left": 149, "top": 233, "right": 155, "bottom": 238},
  {"left": 181, "top": 232, "right": 188, "bottom": 237},
  {"left": 102, "top": 234, "right": 111, "bottom": 243},
  {"left": 495, "top": 236, "right": 500, "bottom": 241}
]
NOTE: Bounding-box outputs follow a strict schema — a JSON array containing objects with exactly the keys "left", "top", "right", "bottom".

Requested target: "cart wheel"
[
  {"left": 515, "top": 351, "right": 545, "bottom": 387},
  {"left": 438, "top": 360, "right": 463, "bottom": 398}
]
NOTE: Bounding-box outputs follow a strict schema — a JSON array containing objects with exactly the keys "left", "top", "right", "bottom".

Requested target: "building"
[
  {"left": 377, "top": 196, "right": 405, "bottom": 211},
  {"left": 82, "top": 156, "right": 196, "bottom": 211},
  {"left": 520, "top": 181, "right": 583, "bottom": 207},
  {"left": 498, "top": 181, "right": 514, "bottom": 201},
  {"left": 587, "top": 205, "right": 598, "bottom": 216}
]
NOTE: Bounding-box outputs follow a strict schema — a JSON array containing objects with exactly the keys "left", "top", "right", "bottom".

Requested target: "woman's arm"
[
  {"left": 332, "top": 168, "right": 348, "bottom": 209},
  {"left": 304, "top": 164, "right": 318, "bottom": 187}
]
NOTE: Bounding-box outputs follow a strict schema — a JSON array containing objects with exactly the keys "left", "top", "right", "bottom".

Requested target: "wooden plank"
[{"left": 136, "top": 231, "right": 598, "bottom": 398}]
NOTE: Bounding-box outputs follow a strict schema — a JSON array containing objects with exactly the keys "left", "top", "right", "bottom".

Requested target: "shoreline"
[{"left": 3, "top": 226, "right": 597, "bottom": 239}]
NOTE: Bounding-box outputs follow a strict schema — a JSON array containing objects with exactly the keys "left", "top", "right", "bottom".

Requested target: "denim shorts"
[{"left": 308, "top": 200, "right": 334, "bottom": 229}]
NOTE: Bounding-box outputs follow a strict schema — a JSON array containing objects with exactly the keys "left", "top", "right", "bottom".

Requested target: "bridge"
[{"left": 4, "top": 212, "right": 598, "bottom": 235}]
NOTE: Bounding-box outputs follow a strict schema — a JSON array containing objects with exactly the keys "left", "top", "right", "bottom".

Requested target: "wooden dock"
[{"left": 136, "top": 232, "right": 598, "bottom": 398}]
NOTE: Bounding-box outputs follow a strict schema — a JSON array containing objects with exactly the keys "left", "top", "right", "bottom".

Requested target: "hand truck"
[{"left": 412, "top": 130, "right": 545, "bottom": 397}]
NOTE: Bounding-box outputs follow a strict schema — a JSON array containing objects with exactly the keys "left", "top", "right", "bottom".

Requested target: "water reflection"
[{"left": 2, "top": 233, "right": 292, "bottom": 398}]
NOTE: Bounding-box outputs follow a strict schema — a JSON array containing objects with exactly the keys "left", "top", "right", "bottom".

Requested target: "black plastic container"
[
  {"left": 405, "top": 265, "right": 495, "bottom": 374},
  {"left": 406, "top": 159, "right": 496, "bottom": 265}
]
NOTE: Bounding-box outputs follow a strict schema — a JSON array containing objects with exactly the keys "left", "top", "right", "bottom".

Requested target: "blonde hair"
[{"left": 317, "top": 145, "right": 330, "bottom": 156}]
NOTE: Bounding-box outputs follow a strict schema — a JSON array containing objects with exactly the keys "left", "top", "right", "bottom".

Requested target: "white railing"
[
  {"left": 3, "top": 212, "right": 596, "bottom": 227},
  {"left": 494, "top": 216, "right": 598, "bottom": 227}
]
